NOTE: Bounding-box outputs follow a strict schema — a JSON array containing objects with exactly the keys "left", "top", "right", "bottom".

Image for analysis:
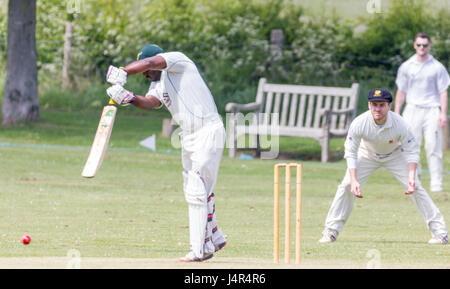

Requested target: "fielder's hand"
[
  {"left": 106, "top": 84, "right": 136, "bottom": 106},
  {"left": 351, "top": 180, "right": 363, "bottom": 198},
  {"left": 106, "top": 65, "right": 127, "bottom": 86},
  {"left": 404, "top": 181, "right": 415, "bottom": 195}
]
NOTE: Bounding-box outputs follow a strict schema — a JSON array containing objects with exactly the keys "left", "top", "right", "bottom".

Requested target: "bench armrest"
[
  {"left": 225, "top": 102, "right": 261, "bottom": 113},
  {"left": 323, "top": 108, "right": 356, "bottom": 132},
  {"left": 323, "top": 108, "right": 355, "bottom": 117}
]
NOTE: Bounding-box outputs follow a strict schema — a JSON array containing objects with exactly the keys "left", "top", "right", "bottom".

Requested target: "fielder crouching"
[
  {"left": 320, "top": 88, "right": 448, "bottom": 245},
  {"left": 105, "top": 44, "right": 227, "bottom": 262}
]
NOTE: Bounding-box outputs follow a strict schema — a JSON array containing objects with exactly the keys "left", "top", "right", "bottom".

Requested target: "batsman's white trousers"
[
  {"left": 181, "top": 121, "right": 227, "bottom": 257},
  {"left": 324, "top": 149, "right": 448, "bottom": 240},
  {"left": 402, "top": 104, "right": 443, "bottom": 191}
]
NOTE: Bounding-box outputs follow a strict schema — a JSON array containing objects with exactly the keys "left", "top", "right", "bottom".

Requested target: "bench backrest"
[{"left": 255, "top": 78, "right": 359, "bottom": 134}]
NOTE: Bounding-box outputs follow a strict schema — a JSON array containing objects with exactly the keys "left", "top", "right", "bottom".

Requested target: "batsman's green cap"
[{"left": 137, "top": 44, "right": 164, "bottom": 60}]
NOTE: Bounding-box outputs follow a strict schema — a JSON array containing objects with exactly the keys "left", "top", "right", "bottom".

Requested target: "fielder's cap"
[
  {"left": 137, "top": 44, "right": 164, "bottom": 60},
  {"left": 368, "top": 88, "right": 393, "bottom": 103}
]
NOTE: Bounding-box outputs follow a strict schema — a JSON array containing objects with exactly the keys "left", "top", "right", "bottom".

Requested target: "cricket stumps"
[{"left": 273, "top": 163, "right": 302, "bottom": 264}]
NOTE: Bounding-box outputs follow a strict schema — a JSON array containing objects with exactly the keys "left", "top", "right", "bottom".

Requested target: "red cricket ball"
[{"left": 21, "top": 235, "right": 31, "bottom": 245}]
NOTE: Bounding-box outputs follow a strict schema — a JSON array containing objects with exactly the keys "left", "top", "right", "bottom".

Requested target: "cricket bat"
[{"left": 82, "top": 99, "right": 117, "bottom": 178}]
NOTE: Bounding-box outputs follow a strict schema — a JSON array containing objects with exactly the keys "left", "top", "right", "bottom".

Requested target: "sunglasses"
[{"left": 416, "top": 43, "right": 429, "bottom": 48}]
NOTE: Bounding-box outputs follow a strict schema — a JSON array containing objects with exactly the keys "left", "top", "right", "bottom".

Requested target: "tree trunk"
[{"left": 2, "top": 0, "right": 39, "bottom": 125}]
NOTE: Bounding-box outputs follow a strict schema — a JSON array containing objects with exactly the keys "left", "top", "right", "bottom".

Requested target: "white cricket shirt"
[
  {"left": 146, "top": 52, "right": 221, "bottom": 133},
  {"left": 396, "top": 54, "right": 450, "bottom": 107},
  {"left": 344, "top": 110, "right": 420, "bottom": 168}
]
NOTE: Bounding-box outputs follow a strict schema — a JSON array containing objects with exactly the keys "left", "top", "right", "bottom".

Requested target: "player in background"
[
  {"left": 105, "top": 44, "right": 227, "bottom": 262},
  {"left": 319, "top": 88, "right": 448, "bottom": 245},
  {"left": 394, "top": 32, "right": 450, "bottom": 192}
]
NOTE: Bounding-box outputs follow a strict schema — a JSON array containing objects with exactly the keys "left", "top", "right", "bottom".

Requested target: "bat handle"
[{"left": 109, "top": 99, "right": 117, "bottom": 105}]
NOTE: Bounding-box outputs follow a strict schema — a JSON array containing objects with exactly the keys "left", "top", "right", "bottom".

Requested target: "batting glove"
[
  {"left": 106, "top": 84, "right": 136, "bottom": 106},
  {"left": 106, "top": 65, "right": 127, "bottom": 86}
]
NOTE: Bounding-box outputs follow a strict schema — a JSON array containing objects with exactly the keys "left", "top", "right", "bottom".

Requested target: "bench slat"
[
  {"left": 304, "top": 94, "right": 315, "bottom": 128},
  {"left": 264, "top": 91, "right": 274, "bottom": 125},
  {"left": 313, "top": 94, "right": 324, "bottom": 129},
  {"left": 296, "top": 93, "right": 307, "bottom": 127},
  {"left": 338, "top": 96, "right": 350, "bottom": 129},
  {"left": 330, "top": 95, "right": 340, "bottom": 129},
  {"left": 288, "top": 93, "right": 298, "bottom": 127},
  {"left": 280, "top": 92, "right": 290, "bottom": 126},
  {"left": 273, "top": 92, "right": 282, "bottom": 115}
]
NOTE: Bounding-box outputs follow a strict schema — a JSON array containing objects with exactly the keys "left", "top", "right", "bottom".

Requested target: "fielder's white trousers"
[
  {"left": 402, "top": 104, "right": 443, "bottom": 191},
  {"left": 181, "top": 121, "right": 227, "bottom": 257},
  {"left": 323, "top": 150, "right": 448, "bottom": 240}
]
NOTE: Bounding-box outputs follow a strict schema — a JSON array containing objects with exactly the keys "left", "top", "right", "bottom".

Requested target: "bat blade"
[{"left": 82, "top": 103, "right": 117, "bottom": 178}]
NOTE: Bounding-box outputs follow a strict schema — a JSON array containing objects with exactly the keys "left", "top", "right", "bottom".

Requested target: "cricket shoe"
[
  {"left": 428, "top": 235, "right": 448, "bottom": 245},
  {"left": 214, "top": 241, "right": 227, "bottom": 252},
  {"left": 318, "top": 234, "right": 337, "bottom": 243},
  {"left": 179, "top": 251, "right": 214, "bottom": 263}
]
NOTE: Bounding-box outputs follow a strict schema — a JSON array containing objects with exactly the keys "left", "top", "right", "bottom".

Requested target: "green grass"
[
  {"left": 0, "top": 109, "right": 174, "bottom": 150},
  {"left": 0, "top": 109, "right": 449, "bottom": 267}
]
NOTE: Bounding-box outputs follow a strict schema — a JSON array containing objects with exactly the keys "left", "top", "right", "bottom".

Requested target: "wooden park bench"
[{"left": 225, "top": 78, "right": 359, "bottom": 162}]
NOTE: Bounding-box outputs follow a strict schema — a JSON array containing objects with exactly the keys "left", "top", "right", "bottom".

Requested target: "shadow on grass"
[{"left": 277, "top": 151, "right": 345, "bottom": 162}]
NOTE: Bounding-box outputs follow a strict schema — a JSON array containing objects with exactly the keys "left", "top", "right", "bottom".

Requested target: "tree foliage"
[{"left": 350, "top": 0, "right": 449, "bottom": 69}]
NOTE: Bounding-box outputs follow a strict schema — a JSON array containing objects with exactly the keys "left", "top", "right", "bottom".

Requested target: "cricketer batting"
[{"left": 105, "top": 44, "right": 227, "bottom": 262}]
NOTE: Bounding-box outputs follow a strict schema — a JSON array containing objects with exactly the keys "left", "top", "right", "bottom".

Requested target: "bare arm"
[
  {"left": 132, "top": 94, "right": 162, "bottom": 111},
  {"left": 123, "top": 55, "right": 167, "bottom": 75},
  {"left": 394, "top": 90, "right": 406, "bottom": 114},
  {"left": 439, "top": 90, "right": 448, "bottom": 128}
]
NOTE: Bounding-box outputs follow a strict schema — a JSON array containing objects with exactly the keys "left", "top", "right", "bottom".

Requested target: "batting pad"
[
  {"left": 183, "top": 171, "right": 208, "bottom": 258},
  {"left": 183, "top": 171, "right": 208, "bottom": 206}
]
